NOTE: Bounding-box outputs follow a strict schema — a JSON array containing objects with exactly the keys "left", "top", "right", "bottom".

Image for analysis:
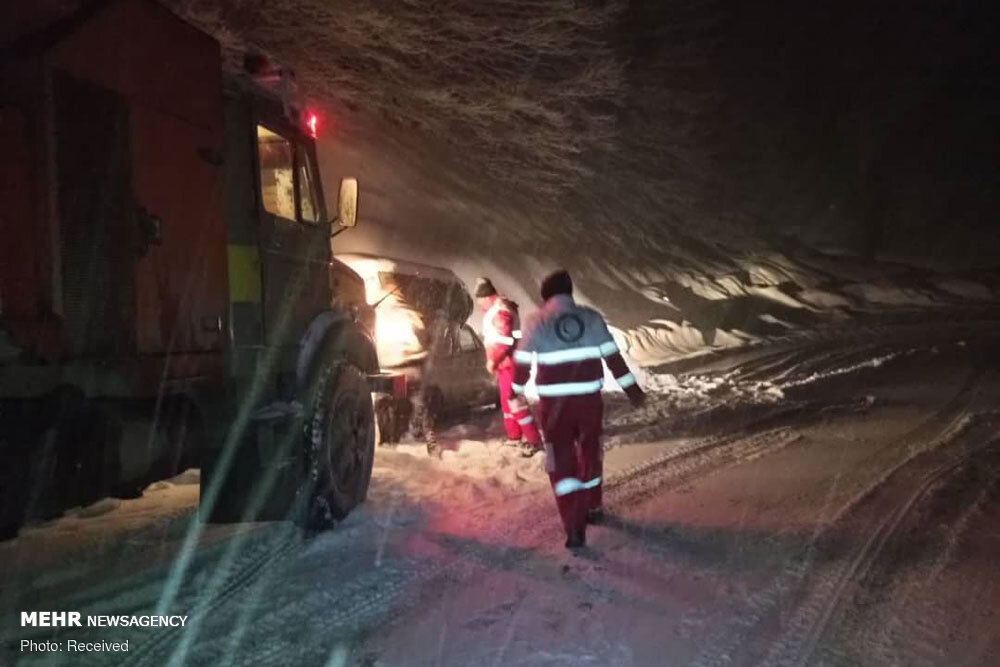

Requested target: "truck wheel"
[
  {"left": 299, "top": 362, "right": 375, "bottom": 529},
  {"left": 155, "top": 398, "right": 202, "bottom": 480},
  {"left": 9, "top": 392, "right": 119, "bottom": 525}
]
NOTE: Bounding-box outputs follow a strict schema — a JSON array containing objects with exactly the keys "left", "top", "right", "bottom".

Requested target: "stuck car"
[{"left": 336, "top": 254, "right": 498, "bottom": 442}]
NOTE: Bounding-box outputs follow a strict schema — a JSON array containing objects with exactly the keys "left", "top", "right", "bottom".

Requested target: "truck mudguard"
[{"left": 295, "top": 310, "right": 379, "bottom": 393}]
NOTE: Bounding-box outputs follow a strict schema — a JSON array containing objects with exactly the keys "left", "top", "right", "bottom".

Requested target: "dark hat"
[
  {"left": 474, "top": 277, "right": 497, "bottom": 298},
  {"left": 540, "top": 269, "right": 573, "bottom": 301}
]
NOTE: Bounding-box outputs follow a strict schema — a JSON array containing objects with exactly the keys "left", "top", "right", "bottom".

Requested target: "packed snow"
[{"left": 5, "top": 332, "right": 998, "bottom": 667}]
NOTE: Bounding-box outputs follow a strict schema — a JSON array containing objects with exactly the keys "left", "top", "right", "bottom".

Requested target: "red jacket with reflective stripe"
[
  {"left": 482, "top": 296, "right": 520, "bottom": 371},
  {"left": 512, "top": 294, "right": 643, "bottom": 401}
]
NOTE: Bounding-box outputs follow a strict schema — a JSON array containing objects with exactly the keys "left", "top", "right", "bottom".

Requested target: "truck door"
[{"left": 255, "top": 125, "right": 330, "bottom": 348}]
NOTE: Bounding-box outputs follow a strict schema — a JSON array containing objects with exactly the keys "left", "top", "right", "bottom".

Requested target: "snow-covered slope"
[{"left": 153, "top": 0, "right": 1000, "bottom": 369}]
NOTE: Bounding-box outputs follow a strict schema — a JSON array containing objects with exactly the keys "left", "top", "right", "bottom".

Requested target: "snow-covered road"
[{"left": 3, "top": 326, "right": 999, "bottom": 666}]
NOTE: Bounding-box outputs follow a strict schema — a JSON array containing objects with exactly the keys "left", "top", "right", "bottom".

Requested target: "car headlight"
[{"left": 375, "top": 307, "right": 422, "bottom": 366}]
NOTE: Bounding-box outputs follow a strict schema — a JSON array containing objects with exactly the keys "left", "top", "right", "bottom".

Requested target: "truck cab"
[{"left": 0, "top": 0, "right": 391, "bottom": 537}]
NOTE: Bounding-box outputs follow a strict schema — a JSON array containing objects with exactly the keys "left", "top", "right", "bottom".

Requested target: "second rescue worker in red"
[
  {"left": 474, "top": 278, "right": 543, "bottom": 455},
  {"left": 513, "top": 270, "right": 645, "bottom": 549}
]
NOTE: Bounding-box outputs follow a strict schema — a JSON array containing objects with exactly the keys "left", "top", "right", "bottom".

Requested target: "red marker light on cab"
[{"left": 307, "top": 113, "right": 318, "bottom": 138}]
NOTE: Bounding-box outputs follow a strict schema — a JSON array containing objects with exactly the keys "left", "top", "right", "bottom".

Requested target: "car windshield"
[{"left": 377, "top": 271, "right": 472, "bottom": 324}]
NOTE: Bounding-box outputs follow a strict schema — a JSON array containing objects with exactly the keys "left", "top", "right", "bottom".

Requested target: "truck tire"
[{"left": 299, "top": 362, "right": 375, "bottom": 529}]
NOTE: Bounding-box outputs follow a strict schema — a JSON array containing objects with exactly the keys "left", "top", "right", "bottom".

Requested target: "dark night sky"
[
  {"left": 15, "top": 0, "right": 996, "bottom": 266},
  {"left": 705, "top": 0, "right": 1000, "bottom": 261},
  {"left": 324, "top": 0, "right": 1000, "bottom": 270}
]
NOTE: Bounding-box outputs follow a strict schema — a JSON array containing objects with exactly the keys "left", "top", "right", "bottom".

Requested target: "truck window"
[
  {"left": 257, "top": 125, "right": 295, "bottom": 220},
  {"left": 298, "top": 152, "right": 320, "bottom": 223}
]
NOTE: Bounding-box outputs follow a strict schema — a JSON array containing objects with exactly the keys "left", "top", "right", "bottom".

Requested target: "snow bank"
[
  {"left": 373, "top": 439, "right": 550, "bottom": 511},
  {"left": 932, "top": 278, "right": 994, "bottom": 301},
  {"left": 601, "top": 255, "right": 998, "bottom": 368},
  {"left": 634, "top": 368, "right": 784, "bottom": 409},
  {"left": 0, "top": 470, "right": 204, "bottom": 584},
  {"left": 432, "top": 238, "right": 999, "bottom": 373}
]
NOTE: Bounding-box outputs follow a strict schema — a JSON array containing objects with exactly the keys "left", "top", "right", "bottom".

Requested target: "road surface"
[{"left": 2, "top": 324, "right": 999, "bottom": 666}]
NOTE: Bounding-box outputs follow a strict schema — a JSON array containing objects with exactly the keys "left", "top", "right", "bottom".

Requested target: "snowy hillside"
[{"left": 148, "top": 0, "right": 1000, "bottom": 369}]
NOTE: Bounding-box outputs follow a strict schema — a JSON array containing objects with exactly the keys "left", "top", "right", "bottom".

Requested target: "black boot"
[
  {"left": 519, "top": 442, "right": 540, "bottom": 458},
  {"left": 586, "top": 508, "right": 605, "bottom": 525},
  {"left": 425, "top": 431, "right": 441, "bottom": 459},
  {"left": 564, "top": 528, "right": 586, "bottom": 549},
  {"left": 426, "top": 440, "right": 442, "bottom": 459}
]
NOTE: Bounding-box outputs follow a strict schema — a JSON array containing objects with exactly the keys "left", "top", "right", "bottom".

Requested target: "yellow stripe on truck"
[{"left": 227, "top": 244, "right": 262, "bottom": 303}]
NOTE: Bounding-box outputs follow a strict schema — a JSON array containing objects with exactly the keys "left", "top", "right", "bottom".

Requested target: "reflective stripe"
[
  {"left": 518, "top": 416, "right": 534, "bottom": 425},
  {"left": 534, "top": 346, "right": 603, "bottom": 364},
  {"left": 513, "top": 330, "right": 522, "bottom": 339},
  {"left": 536, "top": 379, "right": 603, "bottom": 397},
  {"left": 599, "top": 340, "right": 619, "bottom": 356},
  {"left": 553, "top": 476, "right": 602, "bottom": 497},
  {"left": 616, "top": 372, "right": 637, "bottom": 388},
  {"left": 520, "top": 342, "right": 622, "bottom": 365},
  {"left": 512, "top": 383, "right": 526, "bottom": 395},
  {"left": 513, "top": 350, "right": 534, "bottom": 364},
  {"left": 485, "top": 301, "right": 510, "bottom": 318},
  {"left": 483, "top": 301, "right": 515, "bottom": 347}
]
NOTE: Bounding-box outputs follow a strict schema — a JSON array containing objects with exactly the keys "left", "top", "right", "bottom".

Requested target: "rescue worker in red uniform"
[
  {"left": 474, "top": 278, "right": 542, "bottom": 456},
  {"left": 513, "top": 270, "right": 645, "bottom": 548}
]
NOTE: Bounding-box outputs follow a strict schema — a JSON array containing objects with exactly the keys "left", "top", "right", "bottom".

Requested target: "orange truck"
[{"left": 0, "top": 0, "right": 401, "bottom": 537}]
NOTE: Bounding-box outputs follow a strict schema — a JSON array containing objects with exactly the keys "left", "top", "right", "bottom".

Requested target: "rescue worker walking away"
[
  {"left": 474, "top": 278, "right": 542, "bottom": 456},
  {"left": 513, "top": 270, "right": 645, "bottom": 549}
]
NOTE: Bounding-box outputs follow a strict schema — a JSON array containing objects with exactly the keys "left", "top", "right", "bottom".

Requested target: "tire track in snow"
[
  {"left": 111, "top": 340, "right": 987, "bottom": 664},
  {"left": 130, "top": 497, "right": 546, "bottom": 664},
  {"left": 688, "top": 367, "right": 986, "bottom": 667},
  {"left": 766, "top": 435, "right": 995, "bottom": 667},
  {"left": 345, "top": 373, "right": 898, "bottom": 663},
  {"left": 341, "top": 371, "right": 905, "bottom": 662},
  {"left": 123, "top": 525, "right": 300, "bottom": 667},
  {"left": 831, "top": 438, "right": 1000, "bottom": 667},
  {"left": 338, "top": 426, "right": 814, "bottom": 663},
  {"left": 610, "top": 393, "right": 869, "bottom": 453},
  {"left": 605, "top": 427, "right": 805, "bottom": 508}
]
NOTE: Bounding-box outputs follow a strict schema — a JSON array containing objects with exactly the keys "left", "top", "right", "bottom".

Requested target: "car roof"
[{"left": 335, "top": 253, "right": 465, "bottom": 286}]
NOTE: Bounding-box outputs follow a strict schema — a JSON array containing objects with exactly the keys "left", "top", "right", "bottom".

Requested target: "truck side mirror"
[{"left": 338, "top": 177, "right": 358, "bottom": 228}]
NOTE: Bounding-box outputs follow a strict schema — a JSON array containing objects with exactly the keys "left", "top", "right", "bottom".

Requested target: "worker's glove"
[{"left": 485, "top": 359, "right": 496, "bottom": 374}]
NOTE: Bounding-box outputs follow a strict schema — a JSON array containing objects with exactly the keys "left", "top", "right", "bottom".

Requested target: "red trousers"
[
  {"left": 496, "top": 366, "right": 541, "bottom": 444},
  {"left": 539, "top": 394, "right": 603, "bottom": 537}
]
